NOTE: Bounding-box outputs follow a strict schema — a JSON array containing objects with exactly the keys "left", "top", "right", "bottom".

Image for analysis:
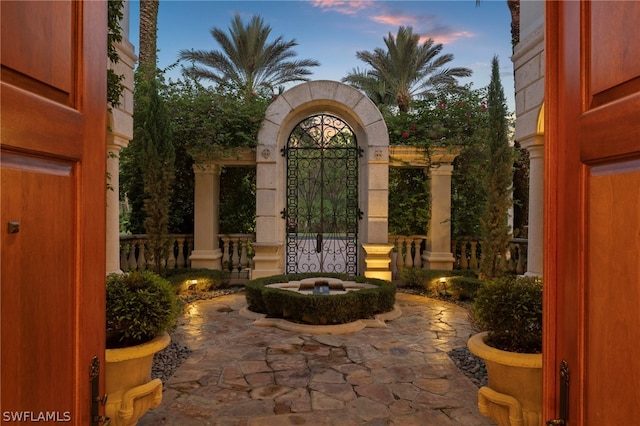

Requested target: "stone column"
[
  {"left": 106, "top": 139, "right": 127, "bottom": 274},
  {"left": 106, "top": 32, "right": 136, "bottom": 274},
  {"left": 521, "top": 139, "right": 544, "bottom": 276},
  {"left": 423, "top": 163, "right": 455, "bottom": 270},
  {"left": 252, "top": 145, "right": 284, "bottom": 279},
  {"left": 190, "top": 163, "right": 222, "bottom": 269}
]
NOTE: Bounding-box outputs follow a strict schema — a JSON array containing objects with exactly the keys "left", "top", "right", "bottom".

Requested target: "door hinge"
[
  {"left": 546, "top": 359, "right": 569, "bottom": 426},
  {"left": 90, "top": 356, "right": 110, "bottom": 425}
]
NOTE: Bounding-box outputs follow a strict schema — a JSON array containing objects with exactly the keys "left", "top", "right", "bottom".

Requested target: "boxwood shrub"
[{"left": 245, "top": 273, "right": 396, "bottom": 325}]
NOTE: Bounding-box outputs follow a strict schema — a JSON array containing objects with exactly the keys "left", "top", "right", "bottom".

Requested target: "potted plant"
[
  {"left": 467, "top": 275, "right": 543, "bottom": 426},
  {"left": 105, "top": 271, "right": 180, "bottom": 426}
]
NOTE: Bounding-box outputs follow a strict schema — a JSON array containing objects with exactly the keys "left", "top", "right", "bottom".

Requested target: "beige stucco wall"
[
  {"left": 107, "top": 29, "right": 136, "bottom": 274},
  {"left": 512, "top": 0, "right": 544, "bottom": 276}
]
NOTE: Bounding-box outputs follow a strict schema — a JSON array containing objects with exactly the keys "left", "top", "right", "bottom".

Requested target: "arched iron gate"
[{"left": 282, "top": 113, "right": 362, "bottom": 274}]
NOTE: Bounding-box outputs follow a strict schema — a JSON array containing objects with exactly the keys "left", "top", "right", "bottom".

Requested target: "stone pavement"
[{"left": 139, "top": 292, "right": 495, "bottom": 426}]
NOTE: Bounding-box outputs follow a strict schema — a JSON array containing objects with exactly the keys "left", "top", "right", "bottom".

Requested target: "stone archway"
[{"left": 252, "top": 81, "right": 393, "bottom": 279}]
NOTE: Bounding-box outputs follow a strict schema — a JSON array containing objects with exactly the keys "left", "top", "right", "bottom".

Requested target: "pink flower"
[
  {"left": 409, "top": 125, "right": 417, "bottom": 132},
  {"left": 401, "top": 132, "right": 410, "bottom": 138}
]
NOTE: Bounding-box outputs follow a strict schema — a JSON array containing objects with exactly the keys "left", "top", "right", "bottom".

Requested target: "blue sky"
[{"left": 129, "top": 0, "right": 515, "bottom": 111}]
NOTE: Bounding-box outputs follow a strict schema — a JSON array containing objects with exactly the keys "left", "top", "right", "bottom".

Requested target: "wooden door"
[
  {"left": 545, "top": 1, "right": 640, "bottom": 424},
  {"left": 1, "top": 1, "right": 107, "bottom": 424}
]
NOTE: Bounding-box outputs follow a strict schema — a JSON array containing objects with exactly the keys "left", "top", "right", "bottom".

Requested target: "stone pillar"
[
  {"left": 521, "top": 139, "right": 544, "bottom": 276},
  {"left": 252, "top": 145, "right": 284, "bottom": 278},
  {"left": 106, "top": 31, "right": 136, "bottom": 274},
  {"left": 106, "top": 139, "right": 127, "bottom": 274},
  {"left": 423, "top": 163, "right": 455, "bottom": 270},
  {"left": 190, "top": 163, "right": 222, "bottom": 269}
]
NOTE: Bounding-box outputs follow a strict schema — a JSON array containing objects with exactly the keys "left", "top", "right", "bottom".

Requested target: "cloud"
[
  {"left": 310, "top": 1, "right": 476, "bottom": 45},
  {"left": 310, "top": 0, "right": 371, "bottom": 15},
  {"left": 423, "top": 30, "right": 475, "bottom": 45}
]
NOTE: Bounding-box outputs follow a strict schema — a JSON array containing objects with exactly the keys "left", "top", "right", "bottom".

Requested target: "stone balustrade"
[
  {"left": 219, "top": 234, "right": 254, "bottom": 280},
  {"left": 119, "top": 234, "right": 254, "bottom": 275},
  {"left": 119, "top": 233, "right": 526, "bottom": 276},
  {"left": 388, "top": 234, "right": 427, "bottom": 279},
  {"left": 452, "top": 237, "right": 528, "bottom": 275},
  {"left": 119, "top": 234, "right": 194, "bottom": 272}
]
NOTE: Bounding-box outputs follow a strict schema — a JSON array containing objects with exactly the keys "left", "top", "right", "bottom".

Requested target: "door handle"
[
  {"left": 316, "top": 233, "right": 322, "bottom": 253},
  {"left": 546, "top": 359, "right": 569, "bottom": 426}
]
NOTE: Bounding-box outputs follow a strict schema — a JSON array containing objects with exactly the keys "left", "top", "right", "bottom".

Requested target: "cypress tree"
[
  {"left": 136, "top": 76, "right": 175, "bottom": 273},
  {"left": 480, "top": 56, "right": 513, "bottom": 278}
]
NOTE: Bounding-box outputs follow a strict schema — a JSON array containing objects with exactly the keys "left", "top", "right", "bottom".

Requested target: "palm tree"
[
  {"left": 342, "top": 26, "right": 472, "bottom": 112},
  {"left": 138, "top": 0, "right": 159, "bottom": 80},
  {"left": 178, "top": 14, "right": 320, "bottom": 94}
]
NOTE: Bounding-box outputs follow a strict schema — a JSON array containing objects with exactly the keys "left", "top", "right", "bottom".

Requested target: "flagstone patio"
[{"left": 138, "top": 292, "right": 495, "bottom": 425}]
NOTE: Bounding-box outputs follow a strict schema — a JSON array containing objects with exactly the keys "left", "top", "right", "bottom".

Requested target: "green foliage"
[
  {"left": 136, "top": 74, "right": 175, "bottom": 273},
  {"left": 183, "top": 88, "right": 271, "bottom": 160},
  {"left": 220, "top": 167, "right": 256, "bottom": 233},
  {"left": 107, "top": 0, "right": 125, "bottom": 108},
  {"left": 106, "top": 271, "right": 180, "bottom": 348},
  {"left": 385, "top": 85, "right": 488, "bottom": 148},
  {"left": 472, "top": 275, "right": 543, "bottom": 353},
  {"left": 512, "top": 142, "right": 530, "bottom": 237},
  {"left": 245, "top": 273, "right": 396, "bottom": 325},
  {"left": 399, "top": 268, "right": 478, "bottom": 295},
  {"left": 388, "top": 168, "right": 428, "bottom": 235},
  {"left": 163, "top": 268, "right": 229, "bottom": 294},
  {"left": 447, "top": 276, "right": 484, "bottom": 301},
  {"left": 480, "top": 56, "right": 514, "bottom": 278},
  {"left": 385, "top": 85, "right": 489, "bottom": 238}
]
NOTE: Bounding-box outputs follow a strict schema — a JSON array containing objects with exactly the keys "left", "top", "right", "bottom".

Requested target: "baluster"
[
  {"left": 166, "top": 237, "right": 176, "bottom": 269},
  {"left": 120, "top": 240, "right": 129, "bottom": 272},
  {"left": 137, "top": 240, "right": 147, "bottom": 270},
  {"left": 239, "top": 238, "right": 248, "bottom": 270},
  {"left": 451, "top": 239, "right": 458, "bottom": 269},
  {"left": 470, "top": 241, "right": 478, "bottom": 269},
  {"left": 187, "top": 236, "right": 194, "bottom": 267},
  {"left": 175, "top": 236, "right": 186, "bottom": 268},
  {"left": 231, "top": 237, "right": 240, "bottom": 274},
  {"left": 396, "top": 237, "right": 405, "bottom": 274},
  {"left": 413, "top": 237, "right": 423, "bottom": 269},
  {"left": 516, "top": 244, "right": 526, "bottom": 275},
  {"left": 128, "top": 240, "right": 138, "bottom": 271},
  {"left": 460, "top": 241, "right": 469, "bottom": 270},
  {"left": 221, "top": 236, "right": 230, "bottom": 271},
  {"left": 404, "top": 238, "right": 413, "bottom": 268}
]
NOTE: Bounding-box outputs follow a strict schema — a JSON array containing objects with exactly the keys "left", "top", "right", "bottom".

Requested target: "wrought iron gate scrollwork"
[{"left": 284, "top": 113, "right": 360, "bottom": 274}]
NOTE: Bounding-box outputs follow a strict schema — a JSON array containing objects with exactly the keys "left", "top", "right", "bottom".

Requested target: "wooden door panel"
[
  {"left": 590, "top": 2, "right": 640, "bottom": 100},
  {"left": 586, "top": 161, "right": 640, "bottom": 424},
  {"left": 1, "top": 1, "right": 106, "bottom": 423},
  {"left": 1, "top": 0, "right": 75, "bottom": 105},
  {"left": 546, "top": 1, "right": 640, "bottom": 425},
  {"left": 1, "top": 152, "right": 76, "bottom": 413}
]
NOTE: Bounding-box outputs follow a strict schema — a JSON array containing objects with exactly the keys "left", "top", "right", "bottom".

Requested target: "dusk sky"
[{"left": 129, "top": 0, "right": 515, "bottom": 111}]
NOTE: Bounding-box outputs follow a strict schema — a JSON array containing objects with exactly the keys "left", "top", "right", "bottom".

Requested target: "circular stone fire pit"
[{"left": 243, "top": 273, "right": 396, "bottom": 327}]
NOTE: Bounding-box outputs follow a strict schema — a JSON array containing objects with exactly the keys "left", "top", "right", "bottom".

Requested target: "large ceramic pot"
[
  {"left": 467, "top": 332, "right": 542, "bottom": 426},
  {"left": 105, "top": 332, "right": 171, "bottom": 426}
]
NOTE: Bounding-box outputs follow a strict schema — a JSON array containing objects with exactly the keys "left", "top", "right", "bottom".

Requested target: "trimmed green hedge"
[{"left": 245, "top": 273, "right": 396, "bottom": 325}]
